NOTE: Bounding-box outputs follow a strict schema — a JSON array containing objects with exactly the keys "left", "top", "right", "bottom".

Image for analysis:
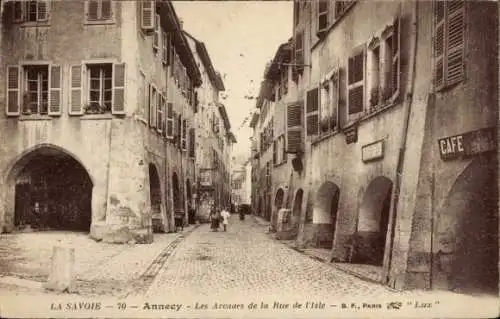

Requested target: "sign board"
[
  {"left": 438, "top": 127, "right": 496, "bottom": 161},
  {"left": 199, "top": 170, "right": 213, "bottom": 187},
  {"left": 344, "top": 125, "right": 358, "bottom": 144},
  {"left": 362, "top": 140, "right": 384, "bottom": 163}
]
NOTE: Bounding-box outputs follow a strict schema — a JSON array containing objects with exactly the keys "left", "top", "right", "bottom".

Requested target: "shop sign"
[
  {"left": 362, "top": 140, "right": 384, "bottom": 163},
  {"left": 438, "top": 127, "right": 496, "bottom": 161},
  {"left": 199, "top": 170, "right": 213, "bottom": 187}
]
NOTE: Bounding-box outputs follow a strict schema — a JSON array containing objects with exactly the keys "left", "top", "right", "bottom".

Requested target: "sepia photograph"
[{"left": 0, "top": 0, "right": 499, "bottom": 318}]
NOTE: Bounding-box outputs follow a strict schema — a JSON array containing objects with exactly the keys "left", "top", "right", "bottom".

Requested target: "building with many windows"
[
  {"left": 184, "top": 31, "right": 236, "bottom": 221},
  {"left": 252, "top": 0, "right": 498, "bottom": 295},
  {"left": 0, "top": 0, "right": 204, "bottom": 243}
]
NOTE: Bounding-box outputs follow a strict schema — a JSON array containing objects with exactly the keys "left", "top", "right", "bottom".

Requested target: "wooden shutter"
[
  {"left": 153, "top": 14, "right": 160, "bottom": 51},
  {"left": 37, "top": 1, "right": 49, "bottom": 21},
  {"left": 147, "top": 84, "right": 153, "bottom": 126},
  {"left": 286, "top": 102, "right": 303, "bottom": 153},
  {"left": 181, "top": 119, "right": 187, "bottom": 150},
  {"left": 317, "top": 0, "right": 328, "bottom": 34},
  {"left": 6, "top": 66, "right": 20, "bottom": 116},
  {"left": 48, "top": 65, "right": 62, "bottom": 116},
  {"left": 161, "top": 95, "right": 167, "bottom": 134},
  {"left": 69, "top": 65, "right": 83, "bottom": 115},
  {"left": 273, "top": 140, "right": 277, "bottom": 164},
  {"left": 112, "top": 63, "right": 125, "bottom": 114},
  {"left": 12, "top": 1, "right": 24, "bottom": 22},
  {"left": 306, "top": 88, "right": 319, "bottom": 136},
  {"left": 434, "top": 1, "right": 445, "bottom": 88},
  {"left": 392, "top": 16, "right": 401, "bottom": 97},
  {"left": 166, "top": 102, "right": 174, "bottom": 138},
  {"left": 101, "top": 0, "right": 111, "bottom": 20},
  {"left": 348, "top": 51, "right": 364, "bottom": 114},
  {"left": 156, "top": 93, "right": 163, "bottom": 132},
  {"left": 294, "top": 31, "right": 304, "bottom": 74},
  {"left": 162, "top": 31, "right": 168, "bottom": 65},
  {"left": 331, "top": 72, "right": 339, "bottom": 130},
  {"left": 141, "top": 0, "right": 155, "bottom": 31},
  {"left": 446, "top": 1, "right": 465, "bottom": 86},
  {"left": 188, "top": 128, "right": 195, "bottom": 158},
  {"left": 87, "top": 0, "right": 99, "bottom": 20}
]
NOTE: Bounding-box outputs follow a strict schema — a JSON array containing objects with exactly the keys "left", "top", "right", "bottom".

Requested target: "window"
[
  {"left": 153, "top": 14, "right": 160, "bottom": 52},
  {"left": 157, "top": 92, "right": 164, "bottom": 132},
  {"left": 188, "top": 128, "right": 195, "bottom": 158},
  {"left": 367, "top": 41, "right": 381, "bottom": 108},
  {"left": 334, "top": 1, "right": 354, "bottom": 20},
  {"left": 286, "top": 102, "right": 304, "bottom": 153},
  {"left": 181, "top": 119, "right": 187, "bottom": 150},
  {"left": 306, "top": 88, "right": 319, "bottom": 136},
  {"left": 86, "top": 0, "right": 112, "bottom": 22},
  {"left": 139, "top": 72, "right": 146, "bottom": 118},
  {"left": 162, "top": 32, "right": 169, "bottom": 65},
  {"left": 434, "top": 0, "right": 465, "bottom": 90},
  {"left": 347, "top": 49, "right": 365, "bottom": 115},
  {"left": 149, "top": 84, "right": 157, "bottom": 127},
  {"left": 166, "top": 102, "right": 174, "bottom": 138},
  {"left": 140, "top": 0, "right": 155, "bottom": 31},
  {"left": 293, "top": 31, "right": 304, "bottom": 79},
  {"left": 86, "top": 64, "right": 112, "bottom": 113},
  {"left": 9, "top": 0, "right": 49, "bottom": 23},
  {"left": 317, "top": 0, "right": 329, "bottom": 35},
  {"left": 273, "top": 135, "right": 287, "bottom": 165},
  {"left": 319, "top": 72, "right": 339, "bottom": 135}
]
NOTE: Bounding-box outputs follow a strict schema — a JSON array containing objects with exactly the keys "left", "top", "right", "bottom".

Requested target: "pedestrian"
[
  {"left": 220, "top": 206, "right": 231, "bottom": 232},
  {"left": 209, "top": 207, "right": 220, "bottom": 232}
]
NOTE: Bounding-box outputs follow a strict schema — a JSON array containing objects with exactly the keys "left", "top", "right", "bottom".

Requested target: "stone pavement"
[{"left": 144, "top": 214, "right": 408, "bottom": 300}]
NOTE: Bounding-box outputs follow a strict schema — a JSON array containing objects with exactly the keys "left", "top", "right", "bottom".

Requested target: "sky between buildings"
[{"left": 173, "top": 1, "right": 293, "bottom": 162}]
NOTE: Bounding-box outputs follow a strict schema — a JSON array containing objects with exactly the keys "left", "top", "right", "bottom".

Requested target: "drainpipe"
[{"left": 385, "top": 1, "right": 418, "bottom": 284}]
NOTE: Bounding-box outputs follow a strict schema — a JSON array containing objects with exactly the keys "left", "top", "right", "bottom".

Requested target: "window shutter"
[
  {"left": 181, "top": 119, "right": 187, "bottom": 150},
  {"left": 141, "top": 0, "right": 155, "bottom": 31},
  {"left": 87, "top": 0, "right": 99, "bottom": 20},
  {"left": 317, "top": 0, "right": 328, "bottom": 34},
  {"left": 434, "top": 1, "right": 445, "bottom": 88},
  {"left": 273, "top": 140, "right": 277, "bottom": 164},
  {"left": 37, "top": 1, "right": 49, "bottom": 21},
  {"left": 162, "top": 31, "right": 168, "bottom": 65},
  {"left": 101, "top": 0, "right": 111, "bottom": 20},
  {"left": 282, "top": 135, "right": 287, "bottom": 162},
  {"left": 188, "top": 128, "right": 195, "bottom": 158},
  {"left": 69, "top": 65, "right": 83, "bottom": 115},
  {"left": 6, "top": 66, "right": 20, "bottom": 116},
  {"left": 306, "top": 88, "right": 319, "bottom": 136},
  {"left": 48, "top": 65, "right": 62, "bottom": 116},
  {"left": 446, "top": 0, "right": 465, "bottom": 86},
  {"left": 112, "top": 63, "right": 125, "bottom": 114},
  {"left": 392, "top": 16, "right": 401, "bottom": 97},
  {"left": 153, "top": 13, "right": 160, "bottom": 51},
  {"left": 348, "top": 51, "right": 365, "bottom": 114},
  {"left": 156, "top": 92, "right": 163, "bottom": 132},
  {"left": 148, "top": 84, "right": 153, "bottom": 126},
  {"left": 12, "top": 1, "right": 24, "bottom": 22},
  {"left": 331, "top": 72, "right": 339, "bottom": 130},
  {"left": 294, "top": 31, "right": 304, "bottom": 75},
  {"left": 161, "top": 95, "right": 167, "bottom": 134},
  {"left": 166, "top": 102, "right": 174, "bottom": 138},
  {"left": 286, "top": 102, "right": 303, "bottom": 153}
]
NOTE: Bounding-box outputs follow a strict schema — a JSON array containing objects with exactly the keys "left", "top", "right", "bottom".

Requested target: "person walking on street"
[
  {"left": 220, "top": 207, "right": 231, "bottom": 232},
  {"left": 209, "top": 207, "right": 220, "bottom": 232}
]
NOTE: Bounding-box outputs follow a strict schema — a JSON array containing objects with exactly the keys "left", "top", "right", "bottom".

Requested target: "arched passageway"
[
  {"left": 434, "top": 155, "right": 498, "bottom": 295},
  {"left": 355, "top": 176, "right": 393, "bottom": 265},
  {"left": 290, "top": 189, "right": 304, "bottom": 238},
  {"left": 9, "top": 146, "right": 93, "bottom": 232},
  {"left": 172, "top": 173, "right": 181, "bottom": 212},
  {"left": 186, "top": 179, "right": 195, "bottom": 224},
  {"left": 312, "top": 181, "right": 340, "bottom": 248},
  {"left": 149, "top": 164, "right": 163, "bottom": 233}
]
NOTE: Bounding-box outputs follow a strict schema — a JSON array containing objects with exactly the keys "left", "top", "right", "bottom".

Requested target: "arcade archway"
[
  {"left": 312, "top": 181, "right": 340, "bottom": 248},
  {"left": 149, "top": 164, "right": 162, "bottom": 233},
  {"left": 8, "top": 146, "right": 93, "bottom": 232}
]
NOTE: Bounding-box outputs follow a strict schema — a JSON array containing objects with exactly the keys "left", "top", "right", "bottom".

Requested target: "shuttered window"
[
  {"left": 69, "top": 65, "right": 83, "bottom": 115},
  {"left": 141, "top": 0, "right": 155, "bottom": 31},
  {"left": 11, "top": 0, "right": 50, "bottom": 23},
  {"left": 24, "top": 66, "right": 49, "bottom": 115},
  {"left": 293, "top": 30, "right": 304, "bottom": 80},
  {"left": 6, "top": 66, "right": 21, "bottom": 116},
  {"left": 112, "top": 63, "right": 125, "bottom": 114},
  {"left": 166, "top": 102, "right": 174, "bottom": 138},
  {"left": 317, "top": 0, "right": 329, "bottom": 34},
  {"left": 86, "top": 0, "right": 112, "bottom": 21},
  {"left": 162, "top": 32, "right": 169, "bottom": 65},
  {"left": 181, "top": 119, "right": 187, "bottom": 150},
  {"left": 153, "top": 13, "right": 160, "bottom": 52},
  {"left": 306, "top": 88, "right": 319, "bottom": 136},
  {"left": 156, "top": 93, "right": 163, "bottom": 132},
  {"left": 347, "top": 50, "right": 365, "bottom": 114},
  {"left": 48, "top": 65, "right": 62, "bottom": 115},
  {"left": 434, "top": 0, "right": 465, "bottom": 90},
  {"left": 149, "top": 85, "right": 157, "bottom": 127},
  {"left": 286, "top": 102, "right": 303, "bottom": 153},
  {"left": 188, "top": 128, "right": 195, "bottom": 158}
]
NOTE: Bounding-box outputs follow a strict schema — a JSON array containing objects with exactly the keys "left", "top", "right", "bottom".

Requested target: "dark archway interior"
[
  {"left": 172, "top": 173, "right": 181, "bottom": 212},
  {"left": 149, "top": 164, "right": 162, "bottom": 216},
  {"left": 355, "top": 177, "right": 393, "bottom": 266},
  {"left": 435, "top": 155, "right": 498, "bottom": 295},
  {"left": 14, "top": 149, "right": 92, "bottom": 231}
]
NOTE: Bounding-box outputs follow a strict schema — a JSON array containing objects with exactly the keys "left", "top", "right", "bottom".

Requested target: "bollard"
[{"left": 44, "top": 246, "right": 76, "bottom": 293}]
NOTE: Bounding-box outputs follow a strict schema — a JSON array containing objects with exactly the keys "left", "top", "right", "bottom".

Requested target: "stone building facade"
[
  {"left": 0, "top": 0, "right": 203, "bottom": 243},
  {"left": 252, "top": 0, "right": 499, "bottom": 295},
  {"left": 184, "top": 31, "right": 235, "bottom": 221}
]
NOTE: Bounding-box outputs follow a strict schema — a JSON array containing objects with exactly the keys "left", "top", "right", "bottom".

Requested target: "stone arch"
[
  {"left": 274, "top": 188, "right": 285, "bottom": 209},
  {"left": 292, "top": 189, "right": 304, "bottom": 218},
  {"left": 149, "top": 163, "right": 163, "bottom": 233},
  {"left": 355, "top": 176, "right": 393, "bottom": 265},
  {"left": 4, "top": 144, "right": 94, "bottom": 232},
  {"left": 434, "top": 154, "right": 498, "bottom": 295},
  {"left": 311, "top": 181, "right": 340, "bottom": 248}
]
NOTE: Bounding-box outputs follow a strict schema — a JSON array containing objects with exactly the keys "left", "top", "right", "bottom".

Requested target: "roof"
[
  {"left": 160, "top": 2, "right": 202, "bottom": 87},
  {"left": 249, "top": 112, "right": 259, "bottom": 128},
  {"left": 183, "top": 31, "right": 225, "bottom": 91},
  {"left": 218, "top": 103, "right": 231, "bottom": 131},
  {"left": 264, "top": 39, "right": 292, "bottom": 81}
]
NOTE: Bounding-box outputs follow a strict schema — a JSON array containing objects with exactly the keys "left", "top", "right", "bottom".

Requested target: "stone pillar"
[{"left": 44, "top": 246, "right": 76, "bottom": 293}]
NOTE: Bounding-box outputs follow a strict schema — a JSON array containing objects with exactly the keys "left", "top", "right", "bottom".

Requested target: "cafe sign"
[{"left": 438, "top": 127, "right": 496, "bottom": 161}]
